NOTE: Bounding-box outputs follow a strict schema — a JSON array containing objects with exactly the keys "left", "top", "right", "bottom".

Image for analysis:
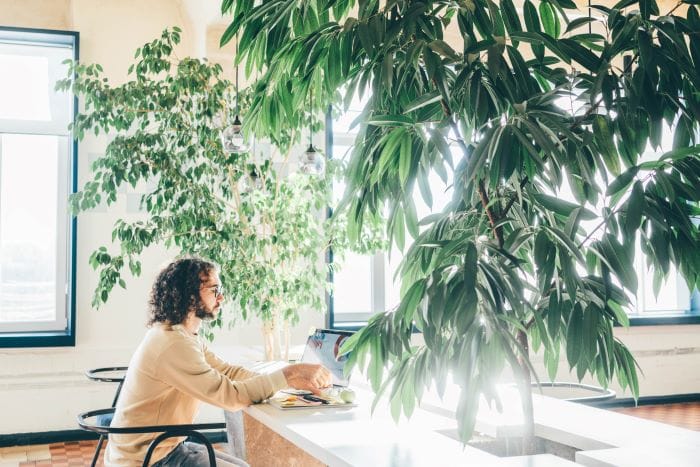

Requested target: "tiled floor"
[
  {"left": 1, "top": 403, "right": 698, "bottom": 465},
  {"left": 613, "top": 401, "right": 700, "bottom": 431},
  {"left": 0, "top": 440, "right": 228, "bottom": 467}
]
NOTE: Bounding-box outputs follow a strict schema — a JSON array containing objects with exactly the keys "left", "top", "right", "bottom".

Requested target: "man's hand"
[{"left": 282, "top": 363, "right": 332, "bottom": 395}]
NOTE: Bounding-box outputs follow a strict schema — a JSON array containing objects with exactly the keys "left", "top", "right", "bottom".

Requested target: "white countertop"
[
  {"left": 226, "top": 350, "right": 700, "bottom": 467},
  {"left": 453, "top": 386, "right": 700, "bottom": 467},
  {"left": 245, "top": 386, "right": 578, "bottom": 467}
]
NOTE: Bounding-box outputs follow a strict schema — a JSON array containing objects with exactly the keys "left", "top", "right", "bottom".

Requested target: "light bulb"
[
  {"left": 239, "top": 168, "right": 264, "bottom": 193},
  {"left": 299, "top": 143, "right": 325, "bottom": 175},
  {"left": 220, "top": 115, "right": 249, "bottom": 153}
]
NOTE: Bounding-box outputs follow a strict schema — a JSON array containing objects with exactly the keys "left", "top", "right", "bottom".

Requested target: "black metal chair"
[
  {"left": 85, "top": 366, "right": 128, "bottom": 465},
  {"left": 78, "top": 407, "right": 226, "bottom": 466}
]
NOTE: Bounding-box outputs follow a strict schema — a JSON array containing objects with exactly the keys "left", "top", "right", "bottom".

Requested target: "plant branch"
[{"left": 440, "top": 95, "right": 505, "bottom": 247}]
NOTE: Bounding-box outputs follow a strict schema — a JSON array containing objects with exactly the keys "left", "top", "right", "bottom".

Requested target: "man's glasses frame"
[{"left": 202, "top": 284, "right": 224, "bottom": 298}]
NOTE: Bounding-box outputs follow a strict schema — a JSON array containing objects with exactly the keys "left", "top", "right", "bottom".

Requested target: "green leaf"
[
  {"left": 625, "top": 181, "right": 645, "bottom": 235},
  {"left": 539, "top": 1, "right": 560, "bottom": 38},
  {"left": 509, "top": 31, "right": 569, "bottom": 63},
  {"left": 545, "top": 225, "right": 585, "bottom": 262},
  {"left": 566, "top": 304, "right": 584, "bottom": 367},
  {"left": 399, "top": 132, "right": 412, "bottom": 185},
  {"left": 404, "top": 91, "right": 442, "bottom": 113},
  {"left": 640, "top": 0, "right": 659, "bottom": 20},
  {"left": 533, "top": 193, "right": 596, "bottom": 220},
  {"left": 593, "top": 115, "right": 620, "bottom": 175},
  {"left": 367, "top": 114, "right": 415, "bottom": 126},
  {"left": 428, "top": 40, "right": 460, "bottom": 61},
  {"left": 501, "top": 0, "right": 522, "bottom": 33},
  {"left": 558, "top": 38, "right": 599, "bottom": 71},
  {"left": 523, "top": 1, "right": 541, "bottom": 33},
  {"left": 606, "top": 166, "right": 639, "bottom": 196},
  {"left": 382, "top": 51, "right": 394, "bottom": 92},
  {"left": 565, "top": 16, "right": 596, "bottom": 33},
  {"left": 220, "top": 21, "right": 238, "bottom": 47},
  {"left": 660, "top": 145, "right": 700, "bottom": 161},
  {"left": 599, "top": 235, "right": 638, "bottom": 292}
]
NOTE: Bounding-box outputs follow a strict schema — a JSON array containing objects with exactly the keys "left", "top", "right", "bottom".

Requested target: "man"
[{"left": 105, "top": 258, "right": 332, "bottom": 466}]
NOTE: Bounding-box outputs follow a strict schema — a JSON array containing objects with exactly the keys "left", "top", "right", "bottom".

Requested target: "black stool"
[{"left": 85, "top": 366, "right": 128, "bottom": 465}]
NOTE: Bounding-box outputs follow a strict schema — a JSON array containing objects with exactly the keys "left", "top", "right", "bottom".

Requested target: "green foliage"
[
  {"left": 59, "top": 28, "right": 385, "bottom": 338},
  {"left": 226, "top": 0, "right": 700, "bottom": 442}
]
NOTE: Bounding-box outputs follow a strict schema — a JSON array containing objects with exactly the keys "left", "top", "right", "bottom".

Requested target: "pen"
[{"left": 302, "top": 394, "right": 329, "bottom": 404}]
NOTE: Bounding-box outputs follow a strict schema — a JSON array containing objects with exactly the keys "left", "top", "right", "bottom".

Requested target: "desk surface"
[
  {"left": 228, "top": 351, "right": 700, "bottom": 467},
  {"left": 245, "top": 387, "right": 577, "bottom": 467}
]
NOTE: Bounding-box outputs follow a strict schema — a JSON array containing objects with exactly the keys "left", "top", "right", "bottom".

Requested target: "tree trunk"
[
  {"left": 262, "top": 309, "right": 282, "bottom": 361},
  {"left": 283, "top": 319, "right": 291, "bottom": 362},
  {"left": 516, "top": 329, "right": 536, "bottom": 455}
]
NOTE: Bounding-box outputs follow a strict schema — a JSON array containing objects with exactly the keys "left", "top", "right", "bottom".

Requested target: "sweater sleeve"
[
  {"left": 155, "top": 335, "right": 288, "bottom": 410},
  {"left": 203, "top": 345, "right": 259, "bottom": 381}
]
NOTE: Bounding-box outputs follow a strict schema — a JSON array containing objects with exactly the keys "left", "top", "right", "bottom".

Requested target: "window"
[
  {"left": 0, "top": 27, "right": 78, "bottom": 347},
  {"left": 631, "top": 124, "right": 700, "bottom": 320},
  {"left": 329, "top": 98, "right": 699, "bottom": 327},
  {"left": 328, "top": 96, "right": 453, "bottom": 327}
]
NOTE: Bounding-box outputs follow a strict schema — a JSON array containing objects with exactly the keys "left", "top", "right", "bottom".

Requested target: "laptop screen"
[{"left": 301, "top": 329, "right": 354, "bottom": 387}]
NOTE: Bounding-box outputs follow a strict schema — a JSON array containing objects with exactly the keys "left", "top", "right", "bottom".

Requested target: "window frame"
[
  {"left": 325, "top": 105, "right": 387, "bottom": 329},
  {"left": 0, "top": 26, "right": 79, "bottom": 348},
  {"left": 326, "top": 96, "right": 700, "bottom": 331}
]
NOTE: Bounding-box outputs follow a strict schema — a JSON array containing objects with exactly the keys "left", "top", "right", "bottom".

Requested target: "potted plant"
[
  {"left": 58, "top": 28, "right": 366, "bottom": 360},
  {"left": 224, "top": 0, "right": 700, "bottom": 453}
]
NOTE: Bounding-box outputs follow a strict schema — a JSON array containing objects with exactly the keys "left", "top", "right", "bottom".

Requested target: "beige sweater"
[{"left": 104, "top": 323, "right": 287, "bottom": 466}]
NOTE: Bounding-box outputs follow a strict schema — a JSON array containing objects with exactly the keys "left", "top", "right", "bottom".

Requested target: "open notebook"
[{"left": 267, "top": 328, "right": 357, "bottom": 409}]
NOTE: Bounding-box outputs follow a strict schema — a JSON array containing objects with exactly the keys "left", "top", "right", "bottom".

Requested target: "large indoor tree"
[
  {"left": 223, "top": 0, "right": 700, "bottom": 450},
  {"left": 58, "top": 28, "right": 365, "bottom": 359}
]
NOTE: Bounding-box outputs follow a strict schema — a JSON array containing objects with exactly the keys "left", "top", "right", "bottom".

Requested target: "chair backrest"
[
  {"left": 77, "top": 408, "right": 226, "bottom": 466},
  {"left": 85, "top": 367, "right": 128, "bottom": 383},
  {"left": 85, "top": 367, "right": 129, "bottom": 407}
]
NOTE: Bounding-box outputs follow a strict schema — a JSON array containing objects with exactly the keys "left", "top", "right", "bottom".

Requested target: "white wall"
[
  {"left": 0, "top": 0, "right": 324, "bottom": 435},
  {"left": 0, "top": 0, "right": 697, "bottom": 438},
  {"left": 532, "top": 325, "right": 700, "bottom": 398}
]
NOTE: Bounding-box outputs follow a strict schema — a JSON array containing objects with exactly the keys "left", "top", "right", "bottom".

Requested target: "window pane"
[
  {"left": 0, "top": 54, "right": 51, "bottom": 121},
  {"left": 333, "top": 252, "right": 372, "bottom": 315},
  {"left": 385, "top": 247, "right": 401, "bottom": 312},
  {"left": 0, "top": 42, "right": 73, "bottom": 135},
  {"left": 0, "top": 134, "right": 59, "bottom": 325},
  {"left": 636, "top": 262, "right": 690, "bottom": 313}
]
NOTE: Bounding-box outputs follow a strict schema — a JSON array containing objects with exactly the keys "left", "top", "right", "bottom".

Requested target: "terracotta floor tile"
[{"left": 613, "top": 401, "right": 700, "bottom": 431}]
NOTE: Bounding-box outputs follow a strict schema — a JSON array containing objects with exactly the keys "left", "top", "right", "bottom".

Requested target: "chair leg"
[{"left": 92, "top": 434, "right": 106, "bottom": 467}]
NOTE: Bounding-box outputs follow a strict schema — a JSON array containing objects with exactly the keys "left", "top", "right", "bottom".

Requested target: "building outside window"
[{"left": 0, "top": 27, "right": 78, "bottom": 347}]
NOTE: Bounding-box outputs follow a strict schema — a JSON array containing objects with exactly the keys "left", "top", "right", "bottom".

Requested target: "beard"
[{"left": 194, "top": 302, "right": 219, "bottom": 321}]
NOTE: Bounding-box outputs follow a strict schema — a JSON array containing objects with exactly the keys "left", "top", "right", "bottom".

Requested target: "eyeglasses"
[{"left": 202, "top": 284, "right": 224, "bottom": 298}]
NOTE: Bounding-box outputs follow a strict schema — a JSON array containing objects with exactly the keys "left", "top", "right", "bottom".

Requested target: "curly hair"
[{"left": 148, "top": 258, "right": 217, "bottom": 325}]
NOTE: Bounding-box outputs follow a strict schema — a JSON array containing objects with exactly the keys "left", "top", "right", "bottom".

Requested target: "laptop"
[{"left": 267, "top": 328, "right": 356, "bottom": 409}]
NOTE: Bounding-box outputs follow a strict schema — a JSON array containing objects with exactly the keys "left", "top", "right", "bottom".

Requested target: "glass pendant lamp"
[
  {"left": 299, "top": 89, "right": 325, "bottom": 175},
  {"left": 221, "top": 37, "right": 248, "bottom": 154}
]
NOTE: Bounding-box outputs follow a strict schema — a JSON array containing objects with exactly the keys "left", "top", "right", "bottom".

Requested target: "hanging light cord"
[
  {"left": 588, "top": 0, "right": 592, "bottom": 34},
  {"left": 235, "top": 35, "right": 240, "bottom": 117},
  {"left": 308, "top": 88, "right": 313, "bottom": 147}
]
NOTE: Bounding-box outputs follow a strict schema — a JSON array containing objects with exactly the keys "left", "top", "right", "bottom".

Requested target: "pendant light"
[
  {"left": 299, "top": 88, "right": 325, "bottom": 175},
  {"left": 240, "top": 136, "right": 264, "bottom": 193},
  {"left": 221, "top": 36, "right": 248, "bottom": 154}
]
